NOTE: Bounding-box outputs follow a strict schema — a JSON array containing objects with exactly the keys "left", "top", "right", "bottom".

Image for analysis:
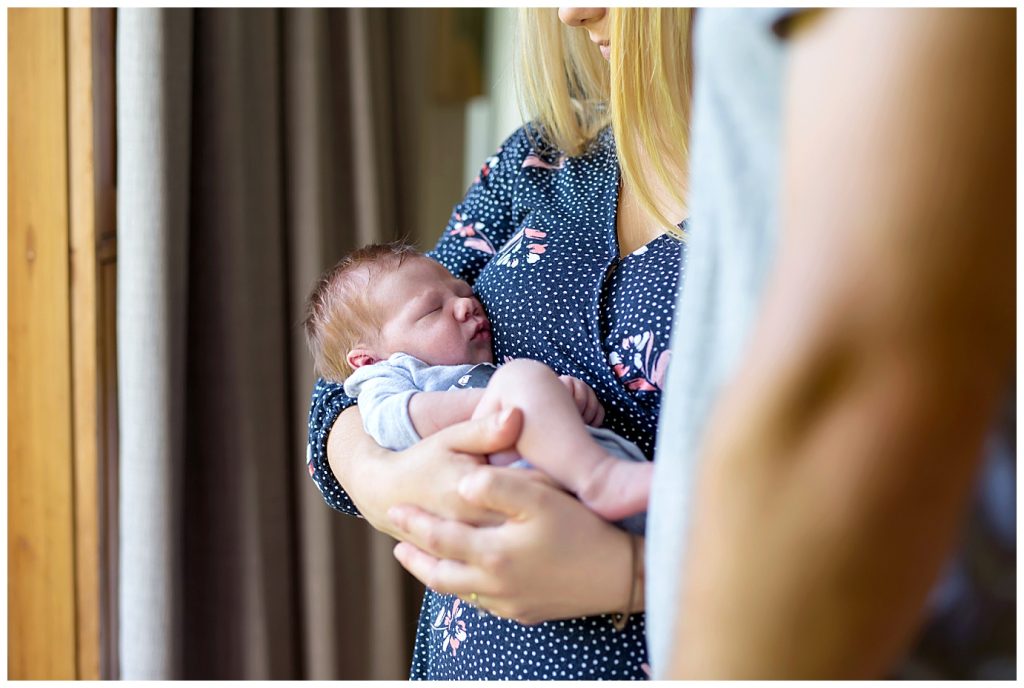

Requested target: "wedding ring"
[{"left": 468, "top": 592, "right": 488, "bottom": 617}]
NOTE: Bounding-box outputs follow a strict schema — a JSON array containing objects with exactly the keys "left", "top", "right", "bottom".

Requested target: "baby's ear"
[{"left": 347, "top": 349, "right": 381, "bottom": 370}]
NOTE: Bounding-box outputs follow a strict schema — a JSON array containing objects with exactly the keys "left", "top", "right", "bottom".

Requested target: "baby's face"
[{"left": 372, "top": 257, "right": 493, "bottom": 366}]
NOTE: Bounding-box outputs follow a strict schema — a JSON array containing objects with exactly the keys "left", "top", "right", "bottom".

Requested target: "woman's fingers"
[
  {"left": 400, "top": 410, "right": 521, "bottom": 527},
  {"left": 388, "top": 504, "right": 492, "bottom": 561},
  {"left": 396, "top": 465, "right": 637, "bottom": 624},
  {"left": 426, "top": 406, "right": 524, "bottom": 457},
  {"left": 458, "top": 466, "right": 555, "bottom": 519},
  {"left": 389, "top": 505, "right": 506, "bottom": 596},
  {"left": 393, "top": 542, "right": 491, "bottom": 595}
]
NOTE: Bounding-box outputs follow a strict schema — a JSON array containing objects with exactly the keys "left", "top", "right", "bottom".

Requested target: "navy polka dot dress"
[{"left": 306, "top": 124, "right": 687, "bottom": 680}]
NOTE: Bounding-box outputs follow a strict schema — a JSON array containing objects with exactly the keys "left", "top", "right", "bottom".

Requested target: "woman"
[{"left": 307, "top": 8, "right": 691, "bottom": 679}]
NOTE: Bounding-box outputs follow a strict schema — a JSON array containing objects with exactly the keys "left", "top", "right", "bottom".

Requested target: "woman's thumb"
[
  {"left": 483, "top": 407, "right": 523, "bottom": 452},
  {"left": 434, "top": 407, "right": 523, "bottom": 456}
]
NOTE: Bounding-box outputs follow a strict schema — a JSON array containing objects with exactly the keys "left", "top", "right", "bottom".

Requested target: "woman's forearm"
[
  {"left": 671, "top": 351, "right": 1003, "bottom": 677},
  {"left": 328, "top": 405, "right": 525, "bottom": 535},
  {"left": 327, "top": 406, "right": 406, "bottom": 536}
]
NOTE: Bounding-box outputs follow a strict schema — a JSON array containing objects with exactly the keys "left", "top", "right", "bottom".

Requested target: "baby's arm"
[
  {"left": 346, "top": 361, "right": 485, "bottom": 451},
  {"left": 408, "top": 388, "right": 486, "bottom": 439}
]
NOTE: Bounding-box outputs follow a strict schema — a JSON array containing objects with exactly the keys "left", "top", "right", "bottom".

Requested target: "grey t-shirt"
[
  {"left": 647, "top": 8, "right": 1015, "bottom": 679},
  {"left": 646, "top": 9, "right": 789, "bottom": 674}
]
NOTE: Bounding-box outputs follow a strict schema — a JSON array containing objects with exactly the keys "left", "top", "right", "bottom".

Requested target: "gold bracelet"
[{"left": 612, "top": 534, "right": 640, "bottom": 631}]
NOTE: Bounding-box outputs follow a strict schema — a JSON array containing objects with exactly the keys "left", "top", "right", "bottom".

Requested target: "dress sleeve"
[
  {"left": 306, "top": 377, "right": 362, "bottom": 515},
  {"left": 426, "top": 125, "right": 537, "bottom": 285},
  {"left": 305, "top": 125, "right": 539, "bottom": 516}
]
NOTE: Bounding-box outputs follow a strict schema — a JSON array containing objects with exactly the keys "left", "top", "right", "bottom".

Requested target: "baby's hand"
[{"left": 559, "top": 375, "right": 605, "bottom": 427}]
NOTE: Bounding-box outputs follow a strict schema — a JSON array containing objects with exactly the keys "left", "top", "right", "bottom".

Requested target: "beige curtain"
[{"left": 118, "top": 8, "right": 423, "bottom": 679}]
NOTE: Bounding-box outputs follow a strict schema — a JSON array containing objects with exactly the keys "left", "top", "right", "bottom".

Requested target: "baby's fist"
[{"left": 559, "top": 375, "right": 605, "bottom": 427}]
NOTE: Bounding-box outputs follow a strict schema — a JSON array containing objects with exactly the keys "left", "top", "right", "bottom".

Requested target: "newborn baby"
[{"left": 304, "top": 242, "right": 652, "bottom": 529}]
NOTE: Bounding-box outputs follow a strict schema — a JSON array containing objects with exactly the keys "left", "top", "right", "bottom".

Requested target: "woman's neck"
[{"left": 616, "top": 153, "right": 688, "bottom": 256}]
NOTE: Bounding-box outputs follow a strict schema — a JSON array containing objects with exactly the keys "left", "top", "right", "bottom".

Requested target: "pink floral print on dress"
[
  {"left": 449, "top": 212, "right": 496, "bottom": 255},
  {"left": 495, "top": 227, "right": 549, "bottom": 268},
  {"left": 431, "top": 597, "right": 469, "bottom": 657},
  {"left": 521, "top": 152, "right": 565, "bottom": 170},
  {"left": 474, "top": 149, "right": 502, "bottom": 184},
  {"left": 609, "top": 330, "right": 671, "bottom": 391}
]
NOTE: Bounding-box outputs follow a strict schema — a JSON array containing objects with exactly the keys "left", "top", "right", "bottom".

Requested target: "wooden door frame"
[
  {"left": 68, "top": 7, "right": 119, "bottom": 680},
  {"left": 9, "top": 8, "right": 117, "bottom": 679},
  {"left": 9, "top": 8, "right": 78, "bottom": 678}
]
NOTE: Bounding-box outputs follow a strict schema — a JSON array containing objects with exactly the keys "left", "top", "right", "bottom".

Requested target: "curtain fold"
[
  {"left": 182, "top": 9, "right": 297, "bottom": 678},
  {"left": 117, "top": 8, "right": 421, "bottom": 679},
  {"left": 116, "top": 8, "right": 193, "bottom": 679}
]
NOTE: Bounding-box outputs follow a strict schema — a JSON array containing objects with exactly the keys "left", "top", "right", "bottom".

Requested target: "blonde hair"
[
  {"left": 514, "top": 8, "right": 692, "bottom": 234},
  {"left": 304, "top": 242, "right": 420, "bottom": 381}
]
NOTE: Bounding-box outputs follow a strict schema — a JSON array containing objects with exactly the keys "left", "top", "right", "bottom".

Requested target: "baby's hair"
[{"left": 304, "top": 241, "right": 421, "bottom": 381}]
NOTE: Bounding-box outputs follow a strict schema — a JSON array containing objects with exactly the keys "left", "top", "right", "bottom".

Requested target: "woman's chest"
[
  {"left": 468, "top": 140, "right": 688, "bottom": 451},
  {"left": 475, "top": 220, "right": 686, "bottom": 443},
  {"left": 474, "top": 174, "right": 685, "bottom": 358}
]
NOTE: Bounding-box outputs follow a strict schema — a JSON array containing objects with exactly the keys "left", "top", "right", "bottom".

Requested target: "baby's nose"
[{"left": 454, "top": 297, "right": 477, "bottom": 320}]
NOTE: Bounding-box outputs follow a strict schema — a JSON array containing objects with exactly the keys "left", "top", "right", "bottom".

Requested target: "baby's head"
[{"left": 304, "top": 242, "right": 493, "bottom": 382}]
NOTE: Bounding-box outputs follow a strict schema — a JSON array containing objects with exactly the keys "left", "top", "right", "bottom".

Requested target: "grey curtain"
[{"left": 117, "top": 8, "right": 421, "bottom": 679}]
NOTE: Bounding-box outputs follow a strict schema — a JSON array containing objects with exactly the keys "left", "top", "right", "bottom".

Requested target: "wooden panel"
[
  {"left": 8, "top": 8, "right": 78, "bottom": 679},
  {"left": 91, "top": 9, "right": 120, "bottom": 678},
  {"left": 98, "top": 234, "right": 120, "bottom": 680},
  {"left": 67, "top": 8, "right": 101, "bottom": 680}
]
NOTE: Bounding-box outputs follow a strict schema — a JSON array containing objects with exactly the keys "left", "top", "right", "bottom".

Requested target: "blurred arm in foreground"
[{"left": 670, "top": 9, "right": 1014, "bottom": 678}]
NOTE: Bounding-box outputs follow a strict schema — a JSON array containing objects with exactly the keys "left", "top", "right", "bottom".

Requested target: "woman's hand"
[
  {"left": 327, "top": 406, "right": 524, "bottom": 538},
  {"left": 388, "top": 465, "right": 641, "bottom": 625}
]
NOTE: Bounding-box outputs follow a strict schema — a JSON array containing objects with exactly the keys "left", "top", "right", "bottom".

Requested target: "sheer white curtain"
[{"left": 117, "top": 9, "right": 192, "bottom": 678}]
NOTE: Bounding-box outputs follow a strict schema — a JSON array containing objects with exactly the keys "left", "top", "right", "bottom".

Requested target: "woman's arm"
[
  {"left": 327, "top": 405, "right": 522, "bottom": 536},
  {"left": 667, "top": 9, "right": 1014, "bottom": 678},
  {"left": 388, "top": 466, "right": 645, "bottom": 623}
]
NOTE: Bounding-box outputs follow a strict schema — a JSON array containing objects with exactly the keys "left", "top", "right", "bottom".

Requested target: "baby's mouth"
[{"left": 472, "top": 321, "right": 492, "bottom": 342}]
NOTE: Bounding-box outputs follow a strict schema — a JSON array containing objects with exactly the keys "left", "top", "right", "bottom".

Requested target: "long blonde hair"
[{"left": 514, "top": 8, "right": 692, "bottom": 234}]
